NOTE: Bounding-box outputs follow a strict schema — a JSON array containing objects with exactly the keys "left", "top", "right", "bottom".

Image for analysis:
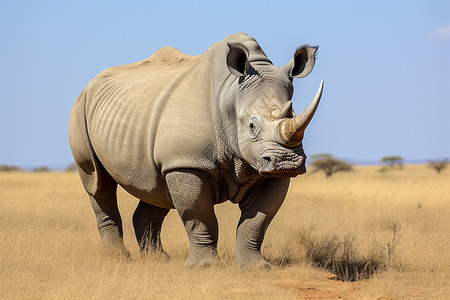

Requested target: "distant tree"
[
  {"left": 66, "top": 163, "right": 77, "bottom": 172},
  {"left": 428, "top": 158, "right": 448, "bottom": 174},
  {"left": 381, "top": 156, "right": 403, "bottom": 169},
  {"left": 32, "top": 166, "right": 50, "bottom": 172},
  {"left": 0, "top": 165, "right": 22, "bottom": 172},
  {"left": 310, "top": 154, "right": 353, "bottom": 178}
]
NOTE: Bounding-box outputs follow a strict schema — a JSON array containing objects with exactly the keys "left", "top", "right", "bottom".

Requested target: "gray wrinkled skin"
[{"left": 69, "top": 33, "right": 321, "bottom": 268}]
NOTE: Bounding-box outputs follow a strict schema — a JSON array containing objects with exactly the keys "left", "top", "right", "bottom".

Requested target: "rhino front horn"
[{"left": 277, "top": 80, "right": 324, "bottom": 147}]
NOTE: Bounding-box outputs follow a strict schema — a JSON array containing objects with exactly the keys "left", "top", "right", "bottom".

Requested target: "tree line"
[{"left": 309, "top": 155, "right": 448, "bottom": 177}]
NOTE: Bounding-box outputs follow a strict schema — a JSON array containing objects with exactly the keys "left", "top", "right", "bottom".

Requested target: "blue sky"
[{"left": 0, "top": 1, "right": 449, "bottom": 168}]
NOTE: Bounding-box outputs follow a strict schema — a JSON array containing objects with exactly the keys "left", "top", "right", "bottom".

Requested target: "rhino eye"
[
  {"left": 248, "top": 118, "right": 262, "bottom": 141},
  {"left": 248, "top": 118, "right": 258, "bottom": 133}
]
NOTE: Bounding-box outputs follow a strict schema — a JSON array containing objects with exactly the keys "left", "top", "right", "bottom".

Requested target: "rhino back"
[{"left": 84, "top": 47, "right": 217, "bottom": 205}]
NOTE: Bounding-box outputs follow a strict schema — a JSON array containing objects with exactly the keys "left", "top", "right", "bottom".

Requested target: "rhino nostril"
[
  {"left": 261, "top": 155, "right": 278, "bottom": 171},
  {"left": 262, "top": 156, "right": 273, "bottom": 164},
  {"left": 261, "top": 156, "right": 274, "bottom": 170}
]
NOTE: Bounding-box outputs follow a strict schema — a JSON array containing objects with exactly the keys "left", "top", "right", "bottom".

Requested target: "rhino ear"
[
  {"left": 227, "top": 43, "right": 250, "bottom": 77},
  {"left": 284, "top": 46, "right": 318, "bottom": 78}
]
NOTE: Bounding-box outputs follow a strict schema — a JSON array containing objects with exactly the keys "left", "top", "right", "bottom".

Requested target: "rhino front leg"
[
  {"left": 166, "top": 170, "right": 220, "bottom": 268},
  {"left": 235, "top": 178, "right": 289, "bottom": 269},
  {"left": 133, "top": 201, "right": 170, "bottom": 260}
]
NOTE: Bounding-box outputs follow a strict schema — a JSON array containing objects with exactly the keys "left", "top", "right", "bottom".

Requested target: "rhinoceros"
[{"left": 69, "top": 33, "right": 323, "bottom": 268}]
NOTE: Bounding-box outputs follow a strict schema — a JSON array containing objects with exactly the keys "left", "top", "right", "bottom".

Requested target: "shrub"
[
  {"left": 0, "top": 165, "right": 22, "bottom": 172},
  {"left": 378, "top": 167, "right": 389, "bottom": 173},
  {"left": 32, "top": 166, "right": 50, "bottom": 172}
]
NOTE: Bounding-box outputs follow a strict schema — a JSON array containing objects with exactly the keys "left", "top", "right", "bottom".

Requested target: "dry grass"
[{"left": 0, "top": 165, "right": 449, "bottom": 299}]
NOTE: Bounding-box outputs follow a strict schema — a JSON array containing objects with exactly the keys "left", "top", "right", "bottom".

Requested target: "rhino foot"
[
  {"left": 235, "top": 254, "right": 272, "bottom": 270},
  {"left": 185, "top": 256, "right": 221, "bottom": 268},
  {"left": 184, "top": 247, "right": 221, "bottom": 268}
]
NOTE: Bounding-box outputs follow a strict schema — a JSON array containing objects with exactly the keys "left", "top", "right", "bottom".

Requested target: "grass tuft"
[
  {"left": 267, "top": 224, "right": 402, "bottom": 281},
  {"left": 302, "top": 233, "right": 386, "bottom": 281}
]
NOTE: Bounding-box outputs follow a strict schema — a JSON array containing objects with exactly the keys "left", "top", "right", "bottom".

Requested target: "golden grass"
[{"left": 0, "top": 165, "right": 449, "bottom": 299}]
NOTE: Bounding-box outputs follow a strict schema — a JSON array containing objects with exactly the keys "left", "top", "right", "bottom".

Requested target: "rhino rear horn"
[{"left": 268, "top": 101, "right": 293, "bottom": 120}]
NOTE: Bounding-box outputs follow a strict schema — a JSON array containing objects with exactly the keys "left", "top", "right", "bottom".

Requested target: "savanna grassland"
[{"left": 0, "top": 165, "right": 449, "bottom": 299}]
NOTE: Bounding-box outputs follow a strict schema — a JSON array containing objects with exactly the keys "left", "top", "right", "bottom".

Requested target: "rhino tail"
[{"left": 69, "top": 90, "right": 116, "bottom": 198}]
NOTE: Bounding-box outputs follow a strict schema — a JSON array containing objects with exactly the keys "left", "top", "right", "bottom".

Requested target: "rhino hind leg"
[
  {"left": 90, "top": 187, "right": 130, "bottom": 257},
  {"left": 132, "top": 201, "right": 170, "bottom": 260},
  {"left": 83, "top": 166, "right": 128, "bottom": 257},
  {"left": 84, "top": 163, "right": 128, "bottom": 257},
  {"left": 166, "top": 170, "right": 220, "bottom": 268},
  {"left": 70, "top": 91, "right": 129, "bottom": 257}
]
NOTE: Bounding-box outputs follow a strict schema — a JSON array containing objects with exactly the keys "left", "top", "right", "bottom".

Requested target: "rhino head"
[{"left": 226, "top": 43, "right": 323, "bottom": 178}]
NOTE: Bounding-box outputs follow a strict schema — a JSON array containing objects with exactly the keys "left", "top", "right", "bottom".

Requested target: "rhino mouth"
[{"left": 258, "top": 148, "right": 307, "bottom": 178}]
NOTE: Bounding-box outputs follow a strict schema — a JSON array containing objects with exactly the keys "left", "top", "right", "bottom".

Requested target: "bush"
[
  {"left": 0, "top": 165, "right": 22, "bottom": 172},
  {"left": 378, "top": 167, "right": 389, "bottom": 173},
  {"left": 32, "top": 166, "right": 50, "bottom": 172}
]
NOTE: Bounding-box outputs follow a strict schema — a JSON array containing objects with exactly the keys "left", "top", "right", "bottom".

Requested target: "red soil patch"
[
  {"left": 276, "top": 274, "right": 367, "bottom": 299},
  {"left": 289, "top": 285, "right": 343, "bottom": 299}
]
